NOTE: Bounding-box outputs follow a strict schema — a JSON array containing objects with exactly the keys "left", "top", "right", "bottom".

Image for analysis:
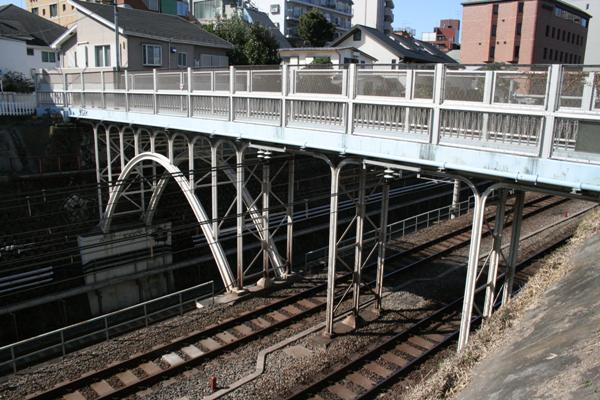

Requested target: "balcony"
[{"left": 286, "top": 0, "right": 352, "bottom": 16}]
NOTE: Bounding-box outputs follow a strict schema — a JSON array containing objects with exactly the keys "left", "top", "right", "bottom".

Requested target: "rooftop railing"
[{"left": 35, "top": 63, "right": 600, "bottom": 165}]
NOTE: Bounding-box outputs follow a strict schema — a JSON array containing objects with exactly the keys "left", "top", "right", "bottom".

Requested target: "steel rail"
[
  {"left": 283, "top": 212, "right": 586, "bottom": 400},
  {"left": 23, "top": 195, "right": 563, "bottom": 400}
]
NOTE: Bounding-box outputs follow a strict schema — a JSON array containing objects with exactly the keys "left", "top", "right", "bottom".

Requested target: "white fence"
[
  {"left": 0, "top": 92, "right": 36, "bottom": 116},
  {"left": 35, "top": 64, "right": 600, "bottom": 164}
]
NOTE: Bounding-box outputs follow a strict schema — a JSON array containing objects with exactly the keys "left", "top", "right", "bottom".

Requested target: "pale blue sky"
[
  {"left": 393, "top": 0, "right": 463, "bottom": 38},
  {"left": 0, "top": 0, "right": 464, "bottom": 39}
]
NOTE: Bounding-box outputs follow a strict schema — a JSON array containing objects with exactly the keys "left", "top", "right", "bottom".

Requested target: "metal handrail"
[{"left": 0, "top": 280, "right": 214, "bottom": 374}]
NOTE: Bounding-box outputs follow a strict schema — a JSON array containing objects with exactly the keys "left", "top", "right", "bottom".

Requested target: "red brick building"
[
  {"left": 421, "top": 19, "right": 461, "bottom": 52},
  {"left": 461, "top": 0, "right": 590, "bottom": 64}
]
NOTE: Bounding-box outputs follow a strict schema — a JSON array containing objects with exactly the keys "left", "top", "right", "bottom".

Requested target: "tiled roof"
[
  {"left": 334, "top": 25, "right": 456, "bottom": 64},
  {"left": 72, "top": 0, "right": 232, "bottom": 49},
  {"left": 0, "top": 4, "right": 66, "bottom": 46}
]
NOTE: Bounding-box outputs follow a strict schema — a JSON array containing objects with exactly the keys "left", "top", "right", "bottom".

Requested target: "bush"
[{"left": 1, "top": 71, "right": 35, "bottom": 93}]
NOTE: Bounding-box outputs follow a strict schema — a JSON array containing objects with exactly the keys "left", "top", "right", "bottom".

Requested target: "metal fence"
[
  {"left": 0, "top": 281, "right": 214, "bottom": 375},
  {"left": 35, "top": 64, "right": 600, "bottom": 163}
]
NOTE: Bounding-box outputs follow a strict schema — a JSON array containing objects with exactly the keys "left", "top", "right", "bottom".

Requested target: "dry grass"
[{"left": 401, "top": 208, "right": 600, "bottom": 400}]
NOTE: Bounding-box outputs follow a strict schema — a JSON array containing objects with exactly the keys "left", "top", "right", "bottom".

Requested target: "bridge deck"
[{"left": 36, "top": 63, "right": 600, "bottom": 195}]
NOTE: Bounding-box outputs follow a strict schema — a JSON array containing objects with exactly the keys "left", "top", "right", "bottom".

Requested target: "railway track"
[
  {"left": 24, "top": 195, "right": 566, "bottom": 400},
  {"left": 282, "top": 214, "right": 585, "bottom": 400}
]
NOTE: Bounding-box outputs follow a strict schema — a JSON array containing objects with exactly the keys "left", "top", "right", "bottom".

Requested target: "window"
[
  {"left": 74, "top": 50, "right": 78, "bottom": 67},
  {"left": 518, "top": 1, "right": 524, "bottom": 13},
  {"left": 562, "top": 30, "right": 566, "bottom": 41},
  {"left": 514, "top": 45, "right": 520, "bottom": 60},
  {"left": 491, "top": 24, "right": 497, "bottom": 36},
  {"left": 145, "top": 0, "right": 159, "bottom": 11},
  {"left": 142, "top": 44, "right": 162, "bottom": 66},
  {"left": 516, "top": 23, "right": 522, "bottom": 35},
  {"left": 559, "top": 51, "right": 563, "bottom": 62},
  {"left": 27, "top": 48, "right": 34, "bottom": 56},
  {"left": 493, "top": 4, "right": 499, "bottom": 15},
  {"left": 557, "top": 28, "right": 561, "bottom": 39},
  {"left": 489, "top": 46, "right": 495, "bottom": 60},
  {"left": 41, "top": 51, "right": 56, "bottom": 63},
  {"left": 549, "top": 49, "right": 553, "bottom": 59},
  {"left": 270, "top": 4, "right": 279, "bottom": 14},
  {"left": 84, "top": 46, "right": 89, "bottom": 67},
  {"left": 42, "top": 8, "right": 45, "bottom": 15},
  {"left": 567, "top": 32, "right": 571, "bottom": 42},
  {"left": 49, "top": 3, "right": 57, "bottom": 17},
  {"left": 551, "top": 27, "right": 555, "bottom": 38},
  {"left": 353, "top": 30, "right": 362, "bottom": 41},
  {"left": 177, "top": 52, "right": 187, "bottom": 67},
  {"left": 62, "top": 3, "right": 65, "bottom": 11},
  {"left": 32, "top": 7, "right": 38, "bottom": 14},
  {"left": 543, "top": 47, "right": 548, "bottom": 59},
  {"left": 95, "top": 45, "right": 110, "bottom": 67}
]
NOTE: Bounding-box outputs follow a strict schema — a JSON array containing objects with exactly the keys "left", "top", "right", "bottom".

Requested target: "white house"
[
  {"left": 332, "top": 25, "right": 456, "bottom": 65},
  {"left": 279, "top": 46, "right": 377, "bottom": 66},
  {"left": 0, "top": 5, "right": 64, "bottom": 78},
  {"left": 51, "top": 0, "right": 232, "bottom": 70}
]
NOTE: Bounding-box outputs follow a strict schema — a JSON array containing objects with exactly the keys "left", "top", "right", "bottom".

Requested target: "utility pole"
[{"left": 113, "top": 1, "right": 120, "bottom": 71}]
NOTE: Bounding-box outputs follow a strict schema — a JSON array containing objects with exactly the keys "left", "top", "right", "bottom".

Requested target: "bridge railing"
[{"left": 35, "top": 64, "right": 600, "bottom": 164}]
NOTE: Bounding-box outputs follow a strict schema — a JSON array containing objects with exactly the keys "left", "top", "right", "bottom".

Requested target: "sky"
[
  {"left": 393, "top": 0, "right": 463, "bottom": 38},
  {"left": 0, "top": 0, "right": 464, "bottom": 40}
]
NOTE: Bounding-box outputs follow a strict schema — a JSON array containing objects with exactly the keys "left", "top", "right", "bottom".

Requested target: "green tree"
[
  {"left": 298, "top": 9, "right": 336, "bottom": 47},
  {"left": 205, "top": 16, "right": 280, "bottom": 65}
]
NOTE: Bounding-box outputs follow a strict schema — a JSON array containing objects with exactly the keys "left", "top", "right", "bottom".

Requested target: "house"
[
  {"left": 279, "top": 46, "right": 377, "bottom": 65},
  {"left": 51, "top": 0, "right": 232, "bottom": 70},
  {"left": 0, "top": 5, "right": 65, "bottom": 78},
  {"left": 25, "top": 0, "right": 189, "bottom": 28},
  {"left": 332, "top": 25, "right": 457, "bottom": 65},
  {"left": 279, "top": 25, "right": 456, "bottom": 67}
]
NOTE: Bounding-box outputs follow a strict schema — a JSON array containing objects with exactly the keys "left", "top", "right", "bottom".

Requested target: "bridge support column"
[
  {"left": 211, "top": 144, "right": 219, "bottom": 240},
  {"left": 259, "top": 160, "right": 271, "bottom": 287},
  {"left": 92, "top": 124, "right": 103, "bottom": 218},
  {"left": 483, "top": 189, "right": 507, "bottom": 319},
  {"left": 451, "top": 179, "right": 461, "bottom": 219},
  {"left": 324, "top": 163, "right": 342, "bottom": 338},
  {"left": 236, "top": 146, "right": 245, "bottom": 290},
  {"left": 458, "top": 190, "right": 485, "bottom": 352},
  {"left": 350, "top": 167, "right": 366, "bottom": 324},
  {"left": 375, "top": 179, "right": 390, "bottom": 312},
  {"left": 286, "top": 156, "right": 295, "bottom": 276},
  {"left": 502, "top": 190, "right": 525, "bottom": 305}
]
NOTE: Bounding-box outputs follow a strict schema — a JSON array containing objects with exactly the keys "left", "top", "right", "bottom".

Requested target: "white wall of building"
[
  {"left": 564, "top": 0, "right": 599, "bottom": 64},
  {"left": 352, "top": 0, "right": 393, "bottom": 33},
  {"left": 0, "top": 37, "right": 60, "bottom": 78},
  {"left": 337, "top": 31, "right": 399, "bottom": 64}
]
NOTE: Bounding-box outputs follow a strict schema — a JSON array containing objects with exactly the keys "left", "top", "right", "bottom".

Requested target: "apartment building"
[
  {"left": 421, "top": 19, "right": 460, "bottom": 52},
  {"left": 462, "top": 0, "right": 590, "bottom": 64},
  {"left": 26, "top": 0, "right": 188, "bottom": 28},
  {"left": 250, "top": 0, "right": 353, "bottom": 43},
  {"left": 352, "top": 0, "right": 395, "bottom": 34},
  {"left": 563, "top": 0, "right": 599, "bottom": 63}
]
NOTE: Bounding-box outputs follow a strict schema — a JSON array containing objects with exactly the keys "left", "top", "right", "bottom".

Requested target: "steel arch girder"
[
  {"left": 143, "top": 150, "right": 287, "bottom": 278},
  {"left": 99, "top": 152, "right": 236, "bottom": 292}
]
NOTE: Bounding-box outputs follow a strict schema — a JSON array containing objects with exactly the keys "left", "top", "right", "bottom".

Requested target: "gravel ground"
[
  {"left": 0, "top": 195, "right": 588, "bottom": 400},
  {"left": 132, "top": 199, "right": 593, "bottom": 400}
]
